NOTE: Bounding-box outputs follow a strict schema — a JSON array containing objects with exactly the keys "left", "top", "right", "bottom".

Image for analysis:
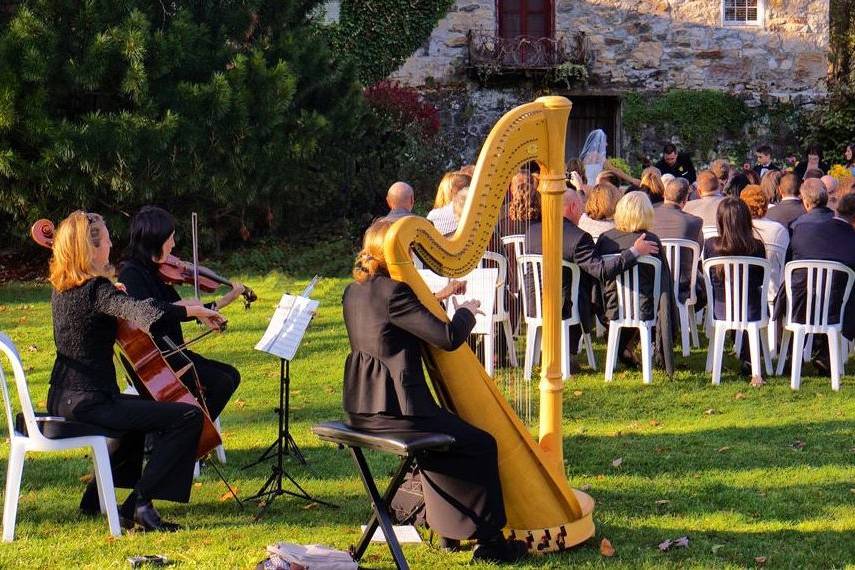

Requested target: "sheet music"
[
  {"left": 418, "top": 268, "right": 497, "bottom": 335},
  {"left": 255, "top": 292, "right": 319, "bottom": 361}
]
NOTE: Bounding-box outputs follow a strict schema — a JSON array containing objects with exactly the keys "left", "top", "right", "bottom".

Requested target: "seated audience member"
[
  {"left": 753, "top": 145, "right": 780, "bottom": 179},
  {"left": 703, "top": 197, "right": 767, "bottom": 384},
  {"left": 525, "top": 190, "right": 657, "bottom": 372},
  {"left": 656, "top": 142, "right": 697, "bottom": 183},
  {"left": 640, "top": 167, "right": 665, "bottom": 205},
  {"left": 766, "top": 172, "right": 805, "bottom": 230},
  {"left": 578, "top": 183, "right": 619, "bottom": 241},
  {"left": 446, "top": 188, "right": 468, "bottom": 237},
  {"left": 760, "top": 170, "right": 783, "bottom": 205},
  {"left": 739, "top": 185, "right": 789, "bottom": 300},
  {"left": 427, "top": 171, "right": 471, "bottom": 235},
  {"left": 566, "top": 157, "right": 586, "bottom": 188},
  {"left": 651, "top": 177, "right": 705, "bottom": 307},
  {"left": 683, "top": 170, "right": 724, "bottom": 227},
  {"left": 382, "top": 181, "right": 415, "bottom": 222},
  {"left": 710, "top": 158, "right": 732, "bottom": 188},
  {"left": 846, "top": 176, "right": 855, "bottom": 196},
  {"left": 342, "top": 219, "right": 527, "bottom": 564},
  {"left": 595, "top": 191, "right": 675, "bottom": 374},
  {"left": 776, "top": 193, "right": 855, "bottom": 375},
  {"left": 790, "top": 178, "right": 834, "bottom": 231},
  {"left": 726, "top": 172, "right": 752, "bottom": 199},
  {"left": 845, "top": 143, "right": 854, "bottom": 176},
  {"left": 803, "top": 168, "right": 824, "bottom": 179},
  {"left": 595, "top": 169, "right": 622, "bottom": 189},
  {"left": 794, "top": 144, "right": 830, "bottom": 179},
  {"left": 821, "top": 174, "right": 840, "bottom": 210}
]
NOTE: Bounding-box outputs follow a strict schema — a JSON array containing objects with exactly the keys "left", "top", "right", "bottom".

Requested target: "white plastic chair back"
[
  {"left": 0, "top": 334, "right": 42, "bottom": 445},
  {"left": 661, "top": 239, "right": 700, "bottom": 308},
  {"left": 605, "top": 254, "right": 662, "bottom": 326},
  {"left": 517, "top": 254, "right": 582, "bottom": 324},
  {"left": 702, "top": 256, "right": 771, "bottom": 327},
  {"left": 783, "top": 260, "right": 855, "bottom": 331},
  {"left": 479, "top": 251, "right": 509, "bottom": 321},
  {"left": 702, "top": 226, "right": 719, "bottom": 241}
]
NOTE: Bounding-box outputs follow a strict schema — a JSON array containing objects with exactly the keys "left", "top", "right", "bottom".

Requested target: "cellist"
[
  {"left": 45, "top": 211, "right": 224, "bottom": 531},
  {"left": 118, "top": 206, "right": 242, "bottom": 423}
]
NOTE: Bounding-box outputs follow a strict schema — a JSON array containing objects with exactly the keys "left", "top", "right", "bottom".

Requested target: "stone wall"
[{"left": 391, "top": 0, "right": 830, "bottom": 104}]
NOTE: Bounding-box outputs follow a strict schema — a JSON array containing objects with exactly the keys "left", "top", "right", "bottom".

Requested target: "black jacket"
[
  {"left": 524, "top": 219, "right": 636, "bottom": 329},
  {"left": 766, "top": 198, "right": 806, "bottom": 232},
  {"left": 342, "top": 275, "right": 475, "bottom": 416},
  {"left": 790, "top": 206, "right": 835, "bottom": 232},
  {"left": 655, "top": 154, "right": 697, "bottom": 184}
]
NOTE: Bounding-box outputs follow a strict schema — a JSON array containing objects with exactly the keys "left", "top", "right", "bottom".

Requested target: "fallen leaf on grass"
[
  {"left": 580, "top": 483, "right": 592, "bottom": 491},
  {"left": 194, "top": 482, "right": 203, "bottom": 488},
  {"left": 27, "top": 344, "right": 38, "bottom": 352},
  {"left": 37, "top": 401, "right": 46, "bottom": 408},
  {"left": 754, "top": 556, "right": 767, "bottom": 565},
  {"left": 734, "top": 392, "right": 746, "bottom": 400},
  {"left": 79, "top": 473, "right": 93, "bottom": 483},
  {"left": 303, "top": 502, "right": 319, "bottom": 510},
  {"left": 655, "top": 446, "right": 671, "bottom": 453},
  {"left": 573, "top": 390, "right": 583, "bottom": 397},
  {"left": 703, "top": 408, "right": 716, "bottom": 415},
  {"left": 219, "top": 488, "right": 239, "bottom": 502},
  {"left": 658, "top": 536, "right": 689, "bottom": 551},
  {"left": 655, "top": 499, "right": 671, "bottom": 505},
  {"left": 711, "top": 544, "right": 725, "bottom": 554},
  {"left": 600, "top": 538, "right": 615, "bottom": 557},
  {"left": 611, "top": 457, "right": 623, "bottom": 468},
  {"left": 717, "top": 446, "right": 731, "bottom": 453},
  {"left": 849, "top": 488, "right": 855, "bottom": 494},
  {"left": 649, "top": 419, "right": 661, "bottom": 426},
  {"left": 235, "top": 399, "right": 246, "bottom": 409}
]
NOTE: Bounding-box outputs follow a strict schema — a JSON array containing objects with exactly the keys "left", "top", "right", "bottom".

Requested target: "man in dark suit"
[
  {"left": 652, "top": 178, "right": 705, "bottom": 307},
  {"left": 790, "top": 178, "right": 834, "bottom": 232},
  {"left": 683, "top": 170, "right": 724, "bottom": 227},
  {"left": 752, "top": 144, "right": 780, "bottom": 179},
  {"left": 524, "top": 190, "right": 658, "bottom": 370},
  {"left": 655, "top": 142, "right": 697, "bottom": 183},
  {"left": 778, "top": 193, "right": 855, "bottom": 373},
  {"left": 766, "top": 172, "right": 805, "bottom": 230}
]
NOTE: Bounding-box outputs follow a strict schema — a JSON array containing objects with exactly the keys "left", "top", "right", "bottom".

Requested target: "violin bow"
[{"left": 191, "top": 212, "right": 200, "bottom": 300}]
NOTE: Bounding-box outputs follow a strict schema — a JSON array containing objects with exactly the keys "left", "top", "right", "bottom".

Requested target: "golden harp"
[{"left": 384, "top": 96, "right": 595, "bottom": 552}]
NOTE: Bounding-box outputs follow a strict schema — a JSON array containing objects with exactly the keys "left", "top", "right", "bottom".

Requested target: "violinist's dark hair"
[{"left": 125, "top": 206, "right": 176, "bottom": 270}]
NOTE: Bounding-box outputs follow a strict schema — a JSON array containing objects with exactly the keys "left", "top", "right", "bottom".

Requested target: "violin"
[
  {"left": 157, "top": 254, "right": 257, "bottom": 308},
  {"left": 30, "top": 218, "right": 222, "bottom": 459}
]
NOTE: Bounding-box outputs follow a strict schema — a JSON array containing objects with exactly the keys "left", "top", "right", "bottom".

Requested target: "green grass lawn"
[{"left": 0, "top": 274, "right": 853, "bottom": 569}]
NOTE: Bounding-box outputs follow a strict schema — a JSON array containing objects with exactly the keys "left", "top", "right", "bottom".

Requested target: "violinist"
[
  {"left": 45, "top": 211, "right": 224, "bottom": 531},
  {"left": 118, "top": 206, "right": 242, "bottom": 425}
]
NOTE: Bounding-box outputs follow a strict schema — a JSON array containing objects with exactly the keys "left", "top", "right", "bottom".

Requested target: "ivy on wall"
[
  {"left": 333, "top": 0, "right": 454, "bottom": 84},
  {"left": 623, "top": 89, "right": 749, "bottom": 158}
]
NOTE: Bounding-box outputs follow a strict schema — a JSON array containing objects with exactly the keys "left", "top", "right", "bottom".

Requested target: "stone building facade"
[{"left": 383, "top": 0, "right": 830, "bottom": 162}]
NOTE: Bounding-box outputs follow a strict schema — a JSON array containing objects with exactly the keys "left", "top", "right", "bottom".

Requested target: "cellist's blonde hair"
[
  {"left": 353, "top": 219, "right": 392, "bottom": 283},
  {"left": 48, "top": 211, "right": 112, "bottom": 292}
]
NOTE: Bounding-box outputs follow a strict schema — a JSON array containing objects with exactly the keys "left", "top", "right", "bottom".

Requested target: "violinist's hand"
[
  {"left": 452, "top": 297, "right": 484, "bottom": 317},
  {"left": 633, "top": 232, "right": 659, "bottom": 256},
  {"left": 175, "top": 298, "right": 204, "bottom": 307},
  {"left": 187, "top": 306, "right": 225, "bottom": 332},
  {"left": 114, "top": 282, "right": 127, "bottom": 293}
]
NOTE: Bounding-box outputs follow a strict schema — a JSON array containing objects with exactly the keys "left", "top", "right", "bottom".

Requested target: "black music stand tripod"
[{"left": 243, "top": 358, "right": 336, "bottom": 512}]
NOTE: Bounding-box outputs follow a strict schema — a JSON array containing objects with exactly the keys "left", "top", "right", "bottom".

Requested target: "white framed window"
[{"left": 721, "top": 0, "right": 764, "bottom": 26}]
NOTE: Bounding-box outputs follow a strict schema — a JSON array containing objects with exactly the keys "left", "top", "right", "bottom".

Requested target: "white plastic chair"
[
  {"left": 478, "top": 252, "right": 518, "bottom": 372},
  {"left": 661, "top": 239, "right": 701, "bottom": 357},
  {"left": 602, "top": 255, "right": 662, "bottom": 384},
  {"left": 701, "top": 226, "right": 719, "bottom": 242},
  {"left": 517, "top": 254, "right": 596, "bottom": 381},
  {"left": 775, "top": 260, "right": 855, "bottom": 391},
  {"left": 702, "top": 257, "right": 773, "bottom": 384},
  {"left": 0, "top": 333, "right": 121, "bottom": 541},
  {"left": 500, "top": 234, "right": 526, "bottom": 337},
  {"left": 763, "top": 242, "right": 786, "bottom": 359}
]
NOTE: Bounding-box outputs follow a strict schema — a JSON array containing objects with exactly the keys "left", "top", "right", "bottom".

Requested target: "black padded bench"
[{"left": 312, "top": 421, "right": 455, "bottom": 570}]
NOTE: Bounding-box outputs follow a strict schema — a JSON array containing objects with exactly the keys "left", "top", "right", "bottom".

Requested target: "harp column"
[{"left": 535, "top": 96, "right": 572, "bottom": 476}]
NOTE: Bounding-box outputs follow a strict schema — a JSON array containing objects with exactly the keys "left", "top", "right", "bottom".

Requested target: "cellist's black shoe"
[
  {"left": 78, "top": 480, "right": 100, "bottom": 517},
  {"left": 133, "top": 501, "right": 182, "bottom": 532}
]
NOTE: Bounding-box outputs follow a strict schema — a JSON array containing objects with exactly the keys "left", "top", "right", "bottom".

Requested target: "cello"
[{"left": 31, "top": 219, "right": 222, "bottom": 459}]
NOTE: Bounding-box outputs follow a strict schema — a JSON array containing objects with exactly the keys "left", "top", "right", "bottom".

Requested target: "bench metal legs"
[{"left": 349, "top": 446, "right": 414, "bottom": 570}]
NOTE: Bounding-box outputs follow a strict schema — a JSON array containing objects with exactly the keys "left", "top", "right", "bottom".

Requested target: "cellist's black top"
[{"left": 49, "top": 277, "right": 186, "bottom": 394}]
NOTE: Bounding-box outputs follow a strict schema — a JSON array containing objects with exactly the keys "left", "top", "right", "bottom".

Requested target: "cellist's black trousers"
[{"left": 47, "top": 388, "right": 202, "bottom": 503}]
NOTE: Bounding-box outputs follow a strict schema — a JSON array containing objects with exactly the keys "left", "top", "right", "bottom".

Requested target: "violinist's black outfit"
[
  {"left": 46, "top": 277, "right": 203, "bottom": 508},
  {"left": 118, "top": 259, "right": 240, "bottom": 421},
  {"left": 342, "top": 274, "right": 507, "bottom": 541}
]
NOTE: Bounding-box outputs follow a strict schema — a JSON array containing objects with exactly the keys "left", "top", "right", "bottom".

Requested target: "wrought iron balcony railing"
[{"left": 466, "top": 29, "right": 590, "bottom": 72}]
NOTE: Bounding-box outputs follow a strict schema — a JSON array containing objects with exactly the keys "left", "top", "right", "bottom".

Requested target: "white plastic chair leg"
[
  {"left": 688, "top": 305, "right": 700, "bottom": 348},
  {"left": 639, "top": 325, "right": 653, "bottom": 384},
  {"left": 790, "top": 329, "right": 806, "bottom": 390},
  {"left": 2, "top": 441, "right": 26, "bottom": 542},
  {"left": 711, "top": 325, "right": 727, "bottom": 385},
  {"left": 678, "top": 304, "right": 690, "bottom": 357},
  {"left": 776, "top": 329, "right": 791, "bottom": 376},
  {"left": 595, "top": 317, "right": 605, "bottom": 338},
  {"left": 483, "top": 332, "right": 495, "bottom": 377},
  {"left": 759, "top": 327, "right": 773, "bottom": 376},
  {"left": 560, "top": 324, "right": 570, "bottom": 380},
  {"left": 604, "top": 324, "right": 620, "bottom": 382},
  {"left": 803, "top": 333, "right": 813, "bottom": 362},
  {"left": 523, "top": 324, "right": 538, "bottom": 380},
  {"left": 768, "top": 316, "right": 777, "bottom": 359},
  {"left": 501, "top": 319, "right": 517, "bottom": 367},
  {"left": 828, "top": 332, "right": 842, "bottom": 391},
  {"left": 91, "top": 441, "right": 121, "bottom": 537},
  {"left": 583, "top": 333, "right": 596, "bottom": 370},
  {"left": 214, "top": 417, "right": 226, "bottom": 464},
  {"left": 747, "top": 328, "right": 762, "bottom": 379},
  {"left": 734, "top": 333, "right": 743, "bottom": 358}
]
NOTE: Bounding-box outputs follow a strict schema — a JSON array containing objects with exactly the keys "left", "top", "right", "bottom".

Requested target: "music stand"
[{"left": 243, "top": 287, "right": 336, "bottom": 511}]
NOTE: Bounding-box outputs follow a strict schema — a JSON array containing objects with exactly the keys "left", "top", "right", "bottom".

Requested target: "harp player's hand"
[{"left": 452, "top": 297, "right": 484, "bottom": 317}]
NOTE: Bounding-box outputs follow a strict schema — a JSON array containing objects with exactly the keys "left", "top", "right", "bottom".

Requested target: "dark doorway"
[{"left": 564, "top": 96, "right": 621, "bottom": 162}]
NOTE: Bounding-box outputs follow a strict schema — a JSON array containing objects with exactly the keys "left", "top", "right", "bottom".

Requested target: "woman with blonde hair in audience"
[
  {"left": 594, "top": 191, "right": 675, "bottom": 374},
  {"left": 428, "top": 170, "right": 471, "bottom": 235},
  {"left": 760, "top": 170, "right": 784, "bottom": 205},
  {"left": 639, "top": 166, "right": 665, "bottom": 204},
  {"left": 578, "top": 182, "right": 619, "bottom": 241},
  {"left": 740, "top": 185, "right": 789, "bottom": 300}
]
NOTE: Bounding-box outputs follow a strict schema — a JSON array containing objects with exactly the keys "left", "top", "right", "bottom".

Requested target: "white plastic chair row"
[
  {"left": 602, "top": 255, "right": 662, "bottom": 384},
  {"left": 0, "top": 333, "right": 120, "bottom": 541},
  {"left": 517, "top": 254, "right": 596, "bottom": 381}
]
